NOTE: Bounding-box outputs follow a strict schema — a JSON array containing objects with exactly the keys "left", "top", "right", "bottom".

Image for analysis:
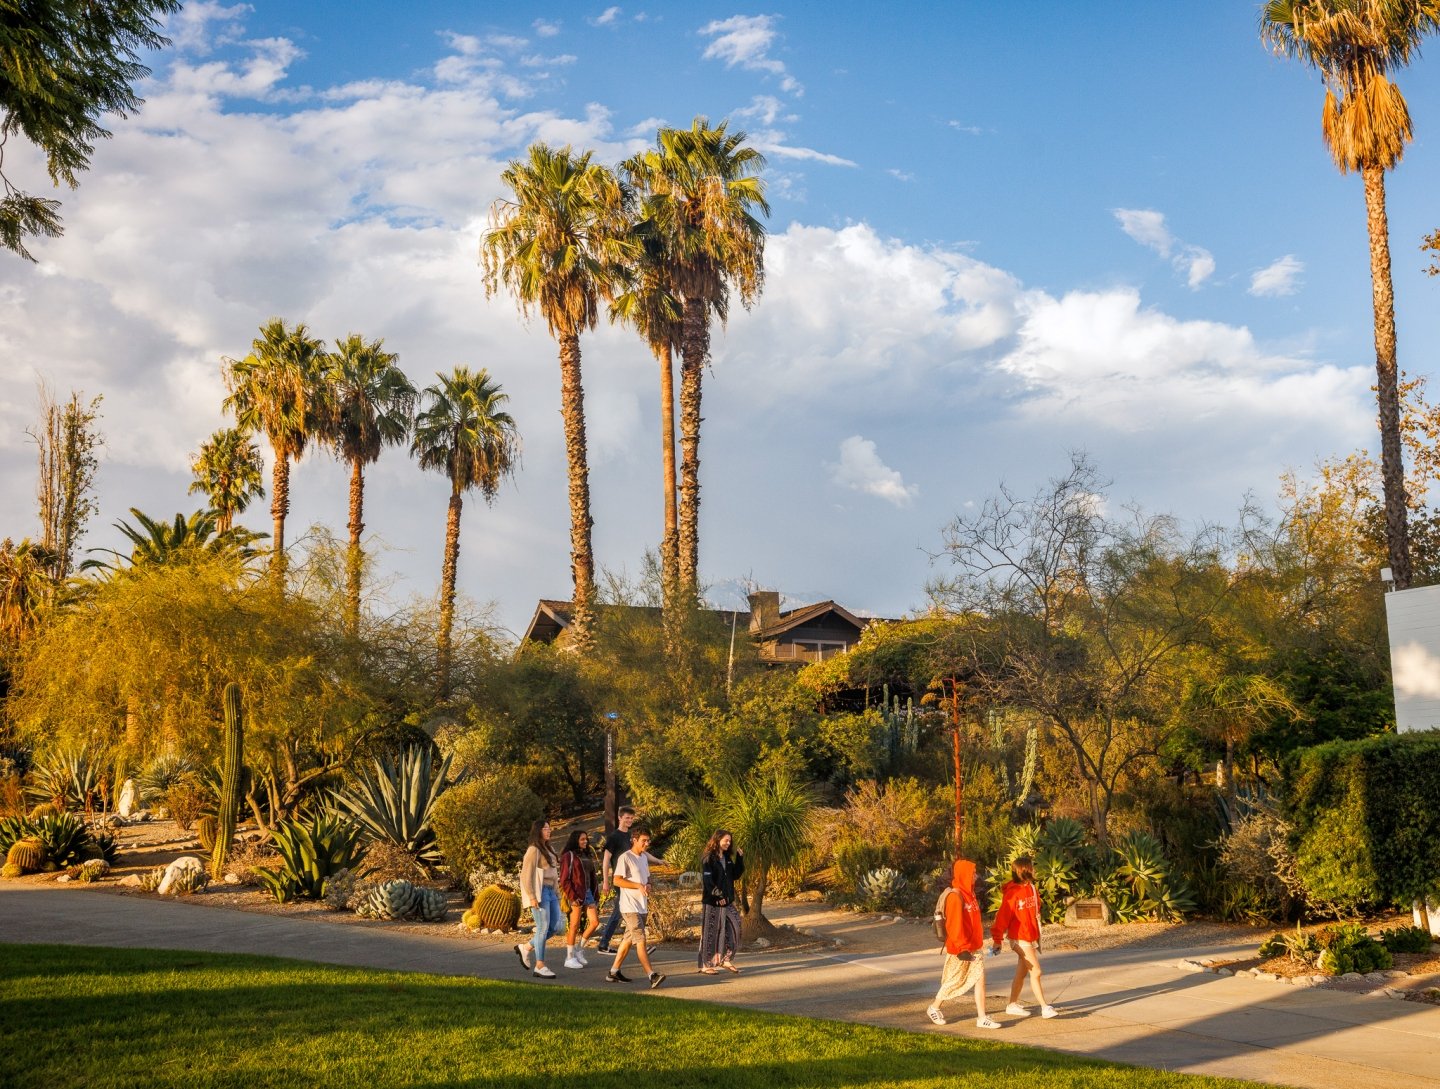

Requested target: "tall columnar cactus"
[{"left": 212, "top": 682, "right": 245, "bottom": 880}]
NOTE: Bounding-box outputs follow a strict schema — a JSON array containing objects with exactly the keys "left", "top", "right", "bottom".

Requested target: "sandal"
[
  {"left": 698, "top": 967, "right": 719, "bottom": 975},
  {"left": 721, "top": 961, "right": 741, "bottom": 974}
]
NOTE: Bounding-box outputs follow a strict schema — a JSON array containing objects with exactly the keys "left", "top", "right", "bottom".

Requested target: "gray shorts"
[{"left": 622, "top": 911, "right": 648, "bottom": 938}]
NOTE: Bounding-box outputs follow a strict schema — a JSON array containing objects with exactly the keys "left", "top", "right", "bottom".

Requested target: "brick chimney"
[{"left": 748, "top": 590, "right": 780, "bottom": 633}]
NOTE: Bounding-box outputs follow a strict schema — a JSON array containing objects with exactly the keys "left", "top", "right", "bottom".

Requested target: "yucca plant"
[
  {"left": 138, "top": 755, "right": 201, "bottom": 806},
  {"left": 332, "top": 746, "right": 451, "bottom": 868},
  {"left": 254, "top": 813, "right": 367, "bottom": 903}
]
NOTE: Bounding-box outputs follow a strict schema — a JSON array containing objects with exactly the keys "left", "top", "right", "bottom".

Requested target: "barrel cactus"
[
  {"left": 1, "top": 863, "right": 21, "bottom": 879},
  {"left": 462, "top": 884, "right": 521, "bottom": 931},
  {"left": 6, "top": 838, "right": 46, "bottom": 873},
  {"left": 28, "top": 803, "right": 60, "bottom": 821},
  {"left": 77, "top": 859, "right": 110, "bottom": 882},
  {"left": 414, "top": 886, "right": 448, "bottom": 923},
  {"left": 196, "top": 815, "right": 219, "bottom": 853},
  {"left": 357, "top": 878, "right": 420, "bottom": 920}
]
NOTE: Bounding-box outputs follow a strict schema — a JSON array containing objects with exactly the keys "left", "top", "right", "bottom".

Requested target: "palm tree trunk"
[
  {"left": 677, "top": 298, "right": 709, "bottom": 599},
  {"left": 659, "top": 342, "right": 681, "bottom": 644},
  {"left": 217, "top": 470, "right": 233, "bottom": 534},
  {"left": 1363, "top": 164, "right": 1412, "bottom": 590},
  {"left": 346, "top": 457, "right": 365, "bottom": 635},
  {"left": 438, "top": 489, "right": 462, "bottom": 697},
  {"left": 558, "top": 331, "right": 596, "bottom": 652},
  {"left": 270, "top": 453, "right": 290, "bottom": 582}
]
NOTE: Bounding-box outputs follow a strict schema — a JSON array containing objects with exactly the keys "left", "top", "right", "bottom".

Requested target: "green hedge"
[{"left": 1286, "top": 730, "right": 1440, "bottom": 910}]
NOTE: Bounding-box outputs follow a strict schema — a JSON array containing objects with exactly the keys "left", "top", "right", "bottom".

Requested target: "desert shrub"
[
  {"left": 138, "top": 755, "right": 200, "bottom": 806},
  {"left": 645, "top": 880, "right": 695, "bottom": 939},
  {"left": 429, "top": 773, "right": 543, "bottom": 877},
  {"left": 1380, "top": 924, "right": 1434, "bottom": 954},
  {"left": 1258, "top": 932, "right": 1287, "bottom": 959},
  {"left": 810, "top": 778, "right": 949, "bottom": 899},
  {"left": 1286, "top": 730, "right": 1440, "bottom": 911},
  {"left": 361, "top": 839, "right": 428, "bottom": 883},
  {"left": 163, "top": 782, "right": 206, "bottom": 831},
  {"left": 0, "top": 775, "right": 25, "bottom": 819},
  {"left": 1217, "top": 810, "right": 1301, "bottom": 920}
]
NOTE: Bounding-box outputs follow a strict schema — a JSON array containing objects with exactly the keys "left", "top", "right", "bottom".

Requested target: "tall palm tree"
[
  {"left": 0, "top": 537, "right": 53, "bottom": 649},
  {"left": 1262, "top": 0, "right": 1440, "bottom": 590},
  {"left": 609, "top": 227, "right": 684, "bottom": 615},
  {"left": 222, "top": 319, "right": 328, "bottom": 582},
  {"left": 481, "top": 143, "right": 634, "bottom": 652},
  {"left": 623, "top": 118, "right": 769, "bottom": 598},
  {"left": 188, "top": 428, "right": 265, "bottom": 533},
  {"left": 319, "top": 334, "right": 417, "bottom": 633},
  {"left": 412, "top": 367, "right": 520, "bottom": 695}
]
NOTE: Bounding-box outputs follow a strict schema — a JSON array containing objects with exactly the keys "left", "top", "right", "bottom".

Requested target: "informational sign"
[{"left": 1384, "top": 583, "right": 1440, "bottom": 733}]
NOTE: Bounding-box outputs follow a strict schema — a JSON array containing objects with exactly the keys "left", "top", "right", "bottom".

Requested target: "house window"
[{"left": 793, "top": 640, "right": 848, "bottom": 660}]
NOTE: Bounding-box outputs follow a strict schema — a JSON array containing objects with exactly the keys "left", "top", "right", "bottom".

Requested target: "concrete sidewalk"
[{"left": 3, "top": 883, "right": 1438, "bottom": 1089}]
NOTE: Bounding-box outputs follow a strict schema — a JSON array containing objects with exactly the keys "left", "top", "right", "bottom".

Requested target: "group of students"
[
  {"left": 930, "top": 854, "right": 1056, "bottom": 1028},
  {"left": 513, "top": 808, "right": 1058, "bottom": 1031},
  {"left": 514, "top": 806, "right": 746, "bottom": 989}
]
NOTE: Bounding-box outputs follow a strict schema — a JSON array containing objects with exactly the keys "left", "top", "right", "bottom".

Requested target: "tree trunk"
[
  {"left": 270, "top": 452, "right": 290, "bottom": 582},
  {"left": 659, "top": 343, "right": 680, "bottom": 606},
  {"left": 558, "top": 330, "right": 596, "bottom": 652},
  {"left": 1363, "top": 164, "right": 1412, "bottom": 590},
  {"left": 346, "top": 457, "right": 365, "bottom": 635},
  {"left": 216, "top": 470, "right": 233, "bottom": 534},
  {"left": 437, "top": 489, "right": 462, "bottom": 698},
  {"left": 740, "top": 865, "right": 778, "bottom": 943},
  {"left": 677, "top": 299, "right": 709, "bottom": 597}
]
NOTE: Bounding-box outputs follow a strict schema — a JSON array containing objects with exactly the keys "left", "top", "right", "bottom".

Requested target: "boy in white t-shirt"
[{"left": 605, "top": 826, "right": 665, "bottom": 988}]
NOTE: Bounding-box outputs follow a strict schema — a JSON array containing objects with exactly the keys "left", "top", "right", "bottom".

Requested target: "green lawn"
[{"left": 1, "top": 944, "right": 1265, "bottom": 1089}]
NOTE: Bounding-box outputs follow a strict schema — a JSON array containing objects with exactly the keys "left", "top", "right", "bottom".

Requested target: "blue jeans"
[
  {"left": 531, "top": 886, "right": 563, "bottom": 964},
  {"left": 599, "top": 892, "right": 623, "bottom": 948}
]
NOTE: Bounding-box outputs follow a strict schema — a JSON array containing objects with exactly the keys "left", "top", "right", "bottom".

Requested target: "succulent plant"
[
  {"left": 196, "top": 814, "right": 218, "bottom": 853},
  {"left": 253, "top": 813, "right": 367, "bottom": 903},
  {"left": 356, "top": 878, "right": 420, "bottom": 920},
  {"left": 138, "top": 866, "right": 166, "bottom": 892},
  {"left": 1, "top": 862, "right": 21, "bottom": 879},
  {"left": 170, "top": 868, "right": 210, "bottom": 895},
  {"left": 322, "top": 868, "right": 357, "bottom": 912},
  {"left": 858, "top": 866, "right": 908, "bottom": 911},
  {"left": 463, "top": 885, "right": 522, "bottom": 931},
  {"left": 212, "top": 682, "right": 244, "bottom": 880},
  {"left": 6, "top": 838, "right": 46, "bottom": 873},
  {"left": 0, "top": 815, "right": 36, "bottom": 856},
  {"left": 33, "top": 813, "right": 90, "bottom": 868},
  {"left": 28, "top": 802, "right": 60, "bottom": 821},
  {"left": 75, "top": 859, "right": 110, "bottom": 882},
  {"left": 414, "top": 886, "right": 448, "bottom": 922}
]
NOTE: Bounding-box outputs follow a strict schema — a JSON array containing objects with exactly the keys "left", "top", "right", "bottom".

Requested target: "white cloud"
[
  {"left": 762, "top": 143, "right": 856, "bottom": 167},
  {"left": 591, "top": 6, "right": 621, "bottom": 27},
  {"left": 533, "top": 19, "right": 561, "bottom": 37},
  {"left": 1113, "top": 208, "right": 1214, "bottom": 290},
  {"left": 1250, "top": 255, "right": 1305, "bottom": 297},
  {"left": 946, "top": 120, "right": 986, "bottom": 135},
  {"left": 832, "top": 437, "right": 918, "bottom": 506},
  {"left": 165, "top": 1, "right": 249, "bottom": 54},
  {"left": 700, "top": 14, "right": 802, "bottom": 94},
  {"left": 887, "top": 168, "right": 913, "bottom": 182}
]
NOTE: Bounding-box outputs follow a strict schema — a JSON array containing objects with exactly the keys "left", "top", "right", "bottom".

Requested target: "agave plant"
[
  {"left": 137, "top": 755, "right": 201, "bottom": 806},
  {"left": 28, "top": 747, "right": 103, "bottom": 811},
  {"left": 254, "top": 813, "right": 367, "bottom": 903},
  {"left": 331, "top": 746, "right": 452, "bottom": 868},
  {"left": 33, "top": 813, "right": 91, "bottom": 868}
]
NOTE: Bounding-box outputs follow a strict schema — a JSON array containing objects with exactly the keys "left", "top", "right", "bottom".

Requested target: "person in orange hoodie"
[
  {"left": 990, "top": 855, "right": 1056, "bottom": 1018},
  {"left": 926, "top": 858, "right": 1000, "bottom": 1029}
]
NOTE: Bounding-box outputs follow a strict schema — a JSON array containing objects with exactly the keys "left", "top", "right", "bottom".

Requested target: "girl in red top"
[
  {"left": 926, "top": 858, "right": 1000, "bottom": 1029},
  {"left": 990, "top": 855, "right": 1056, "bottom": 1018}
]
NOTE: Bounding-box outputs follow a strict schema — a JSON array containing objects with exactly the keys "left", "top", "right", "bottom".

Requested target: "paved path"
[{"left": 4, "top": 884, "right": 1439, "bottom": 1089}]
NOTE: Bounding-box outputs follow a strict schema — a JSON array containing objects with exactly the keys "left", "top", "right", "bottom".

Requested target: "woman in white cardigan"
[{"left": 515, "top": 818, "right": 562, "bottom": 979}]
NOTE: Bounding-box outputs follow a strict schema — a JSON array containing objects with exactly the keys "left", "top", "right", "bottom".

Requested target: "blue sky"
[{"left": 3, "top": 2, "right": 1439, "bottom": 638}]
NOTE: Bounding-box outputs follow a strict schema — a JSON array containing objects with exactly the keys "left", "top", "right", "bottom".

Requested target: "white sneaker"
[
  {"left": 575, "top": 948, "right": 588, "bottom": 966},
  {"left": 533, "top": 965, "right": 556, "bottom": 978},
  {"left": 1006, "top": 1002, "right": 1031, "bottom": 1017},
  {"left": 926, "top": 1006, "right": 946, "bottom": 1025},
  {"left": 1040, "top": 1005, "right": 1059, "bottom": 1019},
  {"left": 976, "top": 1016, "right": 1001, "bottom": 1029},
  {"left": 564, "top": 956, "right": 584, "bottom": 970}
]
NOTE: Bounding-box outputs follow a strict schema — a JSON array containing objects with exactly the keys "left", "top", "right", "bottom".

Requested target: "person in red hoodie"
[
  {"left": 990, "top": 855, "right": 1057, "bottom": 1018},
  {"left": 926, "top": 858, "right": 1000, "bottom": 1029}
]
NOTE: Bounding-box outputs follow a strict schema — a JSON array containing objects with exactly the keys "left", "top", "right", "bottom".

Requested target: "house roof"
[{"left": 520, "top": 597, "right": 886, "bottom": 647}]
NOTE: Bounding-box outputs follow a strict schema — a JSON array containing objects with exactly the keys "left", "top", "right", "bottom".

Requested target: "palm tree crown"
[
  {"left": 188, "top": 428, "right": 265, "bottom": 533},
  {"left": 322, "top": 334, "right": 416, "bottom": 468}
]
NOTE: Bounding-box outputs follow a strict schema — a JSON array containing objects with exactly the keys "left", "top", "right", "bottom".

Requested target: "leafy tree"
[
  {"left": 482, "top": 143, "right": 633, "bottom": 652},
  {"left": 318, "top": 334, "right": 416, "bottom": 633},
  {"left": 189, "top": 428, "right": 265, "bottom": 534},
  {"left": 223, "top": 319, "right": 329, "bottom": 582},
  {"left": 623, "top": 119, "right": 768, "bottom": 596},
  {"left": 29, "top": 387, "right": 103, "bottom": 582},
  {"left": 1262, "top": 0, "right": 1440, "bottom": 590},
  {"left": 0, "top": 0, "right": 178, "bottom": 259},
  {"left": 0, "top": 537, "right": 52, "bottom": 652},
  {"left": 412, "top": 367, "right": 519, "bottom": 696},
  {"left": 712, "top": 771, "right": 813, "bottom": 941}
]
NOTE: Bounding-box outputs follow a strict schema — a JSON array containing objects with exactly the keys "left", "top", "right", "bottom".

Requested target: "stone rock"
[
  {"left": 1216, "top": 968, "right": 1234, "bottom": 977},
  {"left": 1383, "top": 987, "right": 1408, "bottom": 999},
  {"left": 56, "top": 874, "right": 71, "bottom": 883},
  {"left": 1384, "top": 970, "right": 1410, "bottom": 979},
  {"left": 118, "top": 874, "right": 142, "bottom": 887},
  {"left": 223, "top": 873, "right": 241, "bottom": 885},
  {"left": 677, "top": 871, "right": 701, "bottom": 889},
  {"left": 1310, "top": 974, "right": 1328, "bottom": 985},
  {"left": 117, "top": 779, "right": 139, "bottom": 817},
  {"left": 1255, "top": 971, "right": 1279, "bottom": 982},
  {"left": 1363, "top": 972, "right": 1391, "bottom": 983},
  {"left": 1341, "top": 972, "right": 1364, "bottom": 981},
  {"left": 754, "top": 937, "right": 771, "bottom": 948},
  {"left": 157, "top": 856, "right": 205, "bottom": 896},
  {"left": 1177, "top": 960, "right": 1207, "bottom": 973}
]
